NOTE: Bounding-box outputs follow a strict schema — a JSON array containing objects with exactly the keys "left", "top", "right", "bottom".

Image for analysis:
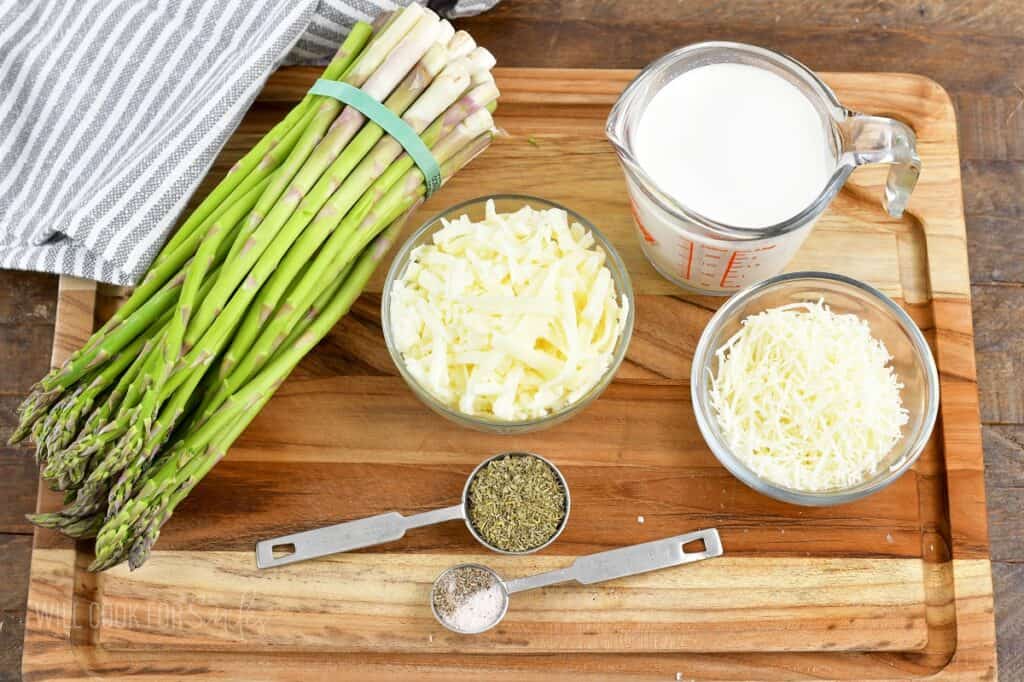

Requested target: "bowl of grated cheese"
[
  {"left": 383, "top": 195, "right": 634, "bottom": 433},
  {"left": 691, "top": 272, "right": 939, "bottom": 505}
]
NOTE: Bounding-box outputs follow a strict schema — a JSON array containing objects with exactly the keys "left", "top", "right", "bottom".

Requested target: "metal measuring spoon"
[
  {"left": 255, "top": 452, "right": 570, "bottom": 568},
  {"left": 430, "top": 528, "right": 723, "bottom": 634}
]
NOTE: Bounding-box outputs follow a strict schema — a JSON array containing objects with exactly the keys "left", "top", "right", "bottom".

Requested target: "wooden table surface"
[{"left": 1, "top": 1, "right": 1021, "bottom": 679}]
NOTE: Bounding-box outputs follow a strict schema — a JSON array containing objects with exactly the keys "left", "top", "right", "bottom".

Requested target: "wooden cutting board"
[{"left": 22, "top": 68, "right": 996, "bottom": 680}]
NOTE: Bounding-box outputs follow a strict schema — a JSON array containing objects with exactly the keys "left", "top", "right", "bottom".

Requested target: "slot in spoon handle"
[
  {"left": 505, "top": 528, "right": 723, "bottom": 594},
  {"left": 256, "top": 504, "right": 464, "bottom": 569}
]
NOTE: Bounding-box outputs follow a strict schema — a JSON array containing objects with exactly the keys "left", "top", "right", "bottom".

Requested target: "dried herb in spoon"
[{"left": 467, "top": 454, "right": 566, "bottom": 552}]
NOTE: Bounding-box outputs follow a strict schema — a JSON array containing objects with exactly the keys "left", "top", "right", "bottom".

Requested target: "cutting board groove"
[{"left": 22, "top": 67, "right": 995, "bottom": 680}]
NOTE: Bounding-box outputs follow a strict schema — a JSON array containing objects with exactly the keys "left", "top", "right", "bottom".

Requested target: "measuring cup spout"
[
  {"left": 838, "top": 113, "right": 921, "bottom": 218},
  {"left": 604, "top": 55, "right": 660, "bottom": 176},
  {"left": 604, "top": 78, "right": 633, "bottom": 159}
]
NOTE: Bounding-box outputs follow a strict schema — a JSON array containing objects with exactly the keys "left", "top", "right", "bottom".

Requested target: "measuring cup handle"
[
  {"left": 504, "top": 528, "right": 723, "bottom": 595},
  {"left": 838, "top": 112, "right": 921, "bottom": 218},
  {"left": 505, "top": 567, "right": 575, "bottom": 594},
  {"left": 256, "top": 504, "right": 465, "bottom": 568},
  {"left": 403, "top": 504, "right": 465, "bottom": 529},
  {"left": 256, "top": 512, "right": 409, "bottom": 568},
  {"left": 571, "top": 528, "right": 722, "bottom": 585}
]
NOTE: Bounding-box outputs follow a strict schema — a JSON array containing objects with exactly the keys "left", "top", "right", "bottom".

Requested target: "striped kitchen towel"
[{"left": 0, "top": 0, "right": 497, "bottom": 285}]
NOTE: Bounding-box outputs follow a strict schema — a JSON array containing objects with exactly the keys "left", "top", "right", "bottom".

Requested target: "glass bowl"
[
  {"left": 382, "top": 195, "right": 635, "bottom": 434},
  {"left": 690, "top": 272, "right": 939, "bottom": 506}
]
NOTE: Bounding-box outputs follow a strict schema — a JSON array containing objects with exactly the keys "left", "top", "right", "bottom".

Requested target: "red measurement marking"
[
  {"left": 685, "top": 241, "right": 694, "bottom": 280},
  {"left": 719, "top": 251, "right": 739, "bottom": 288},
  {"left": 628, "top": 198, "right": 657, "bottom": 244}
]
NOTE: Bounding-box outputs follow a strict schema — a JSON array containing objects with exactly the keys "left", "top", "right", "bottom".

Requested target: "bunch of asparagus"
[{"left": 10, "top": 5, "right": 499, "bottom": 571}]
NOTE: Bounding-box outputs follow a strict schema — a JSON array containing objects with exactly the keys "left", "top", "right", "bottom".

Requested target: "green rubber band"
[{"left": 309, "top": 79, "right": 442, "bottom": 196}]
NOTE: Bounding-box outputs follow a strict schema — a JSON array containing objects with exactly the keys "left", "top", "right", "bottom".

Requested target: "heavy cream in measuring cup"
[
  {"left": 634, "top": 63, "right": 833, "bottom": 229},
  {"left": 608, "top": 42, "right": 921, "bottom": 295},
  {"left": 619, "top": 61, "right": 839, "bottom": 294}
]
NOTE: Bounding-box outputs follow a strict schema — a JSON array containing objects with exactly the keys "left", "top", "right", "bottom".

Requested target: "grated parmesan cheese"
[
  {"left": 389, "top": 200, "right": 628, "bottom": 421},
  {"left": 709, "top": 300, "right": 908, "bottom": 492}
]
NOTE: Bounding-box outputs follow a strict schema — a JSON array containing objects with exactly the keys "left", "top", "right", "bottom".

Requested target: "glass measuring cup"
[
  {"left": 430, "top": 528, "right": 723, "bottom": 634},
  {"left": 606, "top": 41, "right": 921, "bottom": 295},
  {"left": 255, "top": 452, "right": 570, "bottom": 568}
]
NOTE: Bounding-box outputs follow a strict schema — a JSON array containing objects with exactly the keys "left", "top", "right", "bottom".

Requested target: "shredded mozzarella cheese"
[
  {"left": 389, "top": 200, "right": 628, "bottom": 421},
  {"left": 709, "top": 300, "right": 908, "bottom": 492}
]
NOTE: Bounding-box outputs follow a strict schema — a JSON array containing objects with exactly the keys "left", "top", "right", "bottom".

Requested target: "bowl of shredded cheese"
[
  {"left": 383, "top": 195, "right": 634, "bottom": 433},
  {"left": 691, "top": 272, "right": 939, "bottom": 505}
]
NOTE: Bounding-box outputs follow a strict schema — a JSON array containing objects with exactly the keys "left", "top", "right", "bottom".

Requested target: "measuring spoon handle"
[
  {"left": 505, "top": 528, "right": 722, "bottom": 594},
  {"left": 255, "top": 504, "right": 464, "bottom": 569}
]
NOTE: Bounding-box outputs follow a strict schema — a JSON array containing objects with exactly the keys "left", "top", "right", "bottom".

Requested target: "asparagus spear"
[
  {"left": 206, "top": 52, "right": 487, "bottom": 394},
  {"left": 141, "top": 12, "right": 444, "bottom": 411},
  {"left": 207, "top": 39, "right": 459, "bottom": 385},
  {"left": 98, "top": 127, "right": 494, "bottom": 568},
  {"left": 92, "top": 211, "right": 416, "bottom": 571},
  {"left": 28, "top": 508, "right": 105, "bottom": 539},
  {"left": 95, "top": 131, "right": 492, "bottom": 569},
  {"left": 140, "top": 177, "right": 274, "bottom": 442},
  {"left": 156, "top": 23, "right": 374, "bottom": 264},
  {"left": 38, "top": 172, "right": 267, "bottom": 489},
  {"left": 20, "top": 15, "right": 499, "bottom": 567},
  {"left": 204, "top": 5, "right": 430, "bottom": 325},
  {"left": 218, "top": 84, "right": 498, "bottom": 375},
  {"left": 39, "top": 334, "right": 149, "bottom": 486},
  {"left": 22, "top": 223, "right": 240, "bottom": 466},
  {"left": 100, "top": 9, "right": 452, "bottom": 517},
  {"left": 104, "top": 248, "right": 299, "bottom": 518},
  {"left": 32, "top": 387, "right": 83, "bottom": 467},
  {"left": 14, "top": 25, "right": 374, "bottom": 425},
  {"left": 10, "top": 176, "right": 270, "bottom": 444},
  {"left": 201, "top": 108, "right": 496, "bottom": 415},
  {"left": 41, "top": 259, "right": 223, "bottom": 495},
  {"left": 11, "top": 17, "right": 396, "bottom": 448},
  {"left": 41, "top": 337, "right": 157, "bottom": 491}
]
